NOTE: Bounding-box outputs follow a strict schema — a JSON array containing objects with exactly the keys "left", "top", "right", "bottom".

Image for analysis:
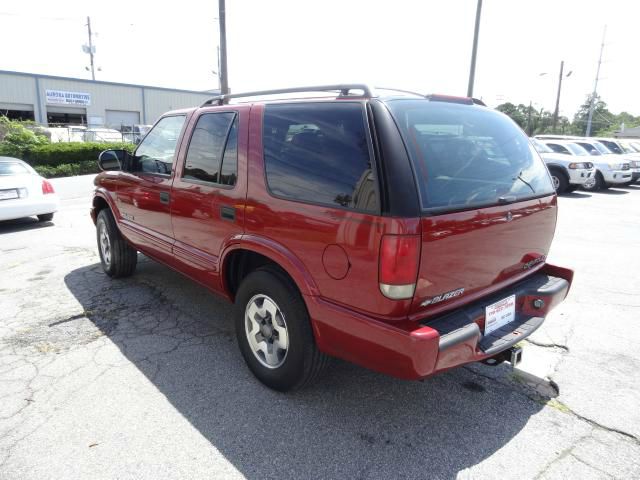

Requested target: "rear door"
[
  {"left": 384, "top": 99, "right": 557, "bottom": 319},
  {"left": 170, "top": 107, "right": 247, "bottom": 290},
  {"left": 116, "top": 114, "right": 188, "bottom": 262}
]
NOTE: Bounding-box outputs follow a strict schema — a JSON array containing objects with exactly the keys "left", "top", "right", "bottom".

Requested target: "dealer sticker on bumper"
[{"left": 484, "top": 295, "right": 516, "bottom": 335}]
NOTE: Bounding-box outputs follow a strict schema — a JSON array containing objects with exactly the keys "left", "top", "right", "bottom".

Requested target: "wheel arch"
[
  {"left": 91, "top": 190, "right": 118, "bottom": 224},
  {"left": 546, "top": 163, "right": 569, "bottom": 179},
  {"left": 220, "top": 235, "right": 320, "bottom": 301}
]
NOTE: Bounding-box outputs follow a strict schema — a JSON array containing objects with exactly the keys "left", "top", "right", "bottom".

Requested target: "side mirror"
[{"left": 98, "top": 149, "right": 126, "bottom": 171}]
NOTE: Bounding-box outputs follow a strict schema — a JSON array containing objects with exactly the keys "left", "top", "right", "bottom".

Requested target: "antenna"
[{"left": 585, "top": 26, "right": 606, "bottom": 136}]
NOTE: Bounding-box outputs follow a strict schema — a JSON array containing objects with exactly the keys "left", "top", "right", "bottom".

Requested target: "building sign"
[{"left": 45, "top": 89, "right": 91, "bottom": 106}]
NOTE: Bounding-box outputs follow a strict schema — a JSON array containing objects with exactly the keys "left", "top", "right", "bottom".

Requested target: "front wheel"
[
  {"left": 96, "top": 209, "right": 137, "bottom": 278},
  {"left": 582, "top": 172, "right": 605, "bottom": 191},
  {"left": 549, "top": 169, "right": 568, "bottom": 194},
  {"left": 235, "top": 266, "right": 329, "bottom": 391}
]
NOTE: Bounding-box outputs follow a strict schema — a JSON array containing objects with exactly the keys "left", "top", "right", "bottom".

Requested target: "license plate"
[
  {"left": 484, "top": 295, "right": 516, "bottom": 335},
  {"left": 0, "top": 189, "right": 18, "bottom": 200}
]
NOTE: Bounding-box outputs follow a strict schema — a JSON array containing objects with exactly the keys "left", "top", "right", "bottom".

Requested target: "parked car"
[
  {"left": 530, "top": 138, "right": 594, "bottom": 193},
  {"left": 541, "top": 140, "right": 632, "bottom": 190},
  {"left": 586, "top": 138, "right": 640, "bottom": 184},
  {"left": 0, "top": 157, "right": 58, "bottom": 222},
  {"left": 84, "top": 128, "right": 123, "bottom": 143},
  {"left": 91, "top": 85, "right": 573, "bottom": 391},
  {"left": 121, "top": 124, "right": 153, "bottom": 144}
]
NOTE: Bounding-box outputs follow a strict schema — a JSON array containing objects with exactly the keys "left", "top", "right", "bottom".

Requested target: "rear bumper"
[
  {"left": 308, "top": 263, "right": 573, "bottom": 380},
  {"left": 0, "top": 196, "right": 59, "bottom": 222}
]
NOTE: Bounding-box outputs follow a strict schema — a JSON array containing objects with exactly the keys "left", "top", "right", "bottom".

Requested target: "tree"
[
  {"left": 0, "top": 116, "right": 49, "bottom": 158},
  {"left": 496, "top": 103, "right": 555, "bottom": 136},
  {"left": 571, "top": 94, "right": 615, "bottom": 136}
]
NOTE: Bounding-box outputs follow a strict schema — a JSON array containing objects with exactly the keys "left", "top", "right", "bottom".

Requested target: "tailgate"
[{"left": 411, "top": 195, "right": 557, "bottom": 318}]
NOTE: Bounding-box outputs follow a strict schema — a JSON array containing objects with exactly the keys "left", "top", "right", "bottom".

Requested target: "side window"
[
  {"left": 183, "top": 112, "right": 237, "bottom": 186},
  {"left": 134, "top": 115, "right": 186, "bottom": 174},
  {"left": 263, "top": 103, "right": 377, "bottom": 212}
]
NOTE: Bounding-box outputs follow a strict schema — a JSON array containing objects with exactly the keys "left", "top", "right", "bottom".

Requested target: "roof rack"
[
  {"left": 200, "top": 84, "right": 375, "bottom": 107},
  {"left": 374, "top": 87, "right": 425, "bottom": 97}
]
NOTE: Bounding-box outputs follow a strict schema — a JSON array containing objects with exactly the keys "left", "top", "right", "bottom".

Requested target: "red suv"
[{"left": 91, "top": 85, "right": 573, "bottom": 391}]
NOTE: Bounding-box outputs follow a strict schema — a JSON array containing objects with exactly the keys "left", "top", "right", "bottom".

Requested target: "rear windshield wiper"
[{"left": 515, "top": 171, "right": 536, "bottom": 194}]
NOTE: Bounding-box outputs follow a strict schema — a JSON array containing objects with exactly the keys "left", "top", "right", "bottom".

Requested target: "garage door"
[{"left": 106, "top": 110, "right": 140, "bottom": 129}]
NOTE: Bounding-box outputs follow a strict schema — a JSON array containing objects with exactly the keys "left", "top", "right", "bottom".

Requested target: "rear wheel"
[
  {"left": 37, "top": 213, "right": 54, "bottom": 222},
  {"left": 96, "top": 209, "right": 137, "bottom": 278},
  {"left": 549, "top": 169, "right": 568, "bottom": 194},
  {"left": 235, "top": 266, "right": 329, "bottom": 391}
]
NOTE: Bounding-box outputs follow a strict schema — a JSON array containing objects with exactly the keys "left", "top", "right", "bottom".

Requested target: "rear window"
[
  {"left": 386, "top": 100, "right": 554, "bottom": 212},
  {"left": 0, "top": 162, "right": 30, "bottom": 175},
  {"left": 263, "top": 103, "right": 377, "bottom": 212}
]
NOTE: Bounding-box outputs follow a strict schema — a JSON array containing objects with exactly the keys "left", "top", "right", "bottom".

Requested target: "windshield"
[
  {"left": 386, "top": 100, "right": 554, "bottom": 211},
  {"left": 618, "top": 141, "right": 637, "bottom": 154},
  {"left": 598, "top": 140, "right": 623, "bottom": 154},
  {"left": 0, "top": 162, "right": 30, "bottom": 175},
  {"left": 592, "top": 142, "right": 612, "bottom": 154},
  {"left": 531, "top": 138, "right": 553, "bottom": 153},
  {"left": 564, "top": 143, "right": 589, "bottom": 156},
  {"left": 575, "top": 142, "right": 601, "bottom": 155}
]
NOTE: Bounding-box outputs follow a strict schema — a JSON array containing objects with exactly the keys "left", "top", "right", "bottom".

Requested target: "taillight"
[
  {"left": 42, "top": 179, "right": 55, "bottom": 194},
  {"left": 379, "top": 234, "right": 420, "bottom": 300}
]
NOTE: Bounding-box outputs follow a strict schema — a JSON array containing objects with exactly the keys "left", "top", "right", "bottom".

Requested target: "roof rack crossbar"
[{"left": 200, "top": 84, "right": 374, "bottom": 107}]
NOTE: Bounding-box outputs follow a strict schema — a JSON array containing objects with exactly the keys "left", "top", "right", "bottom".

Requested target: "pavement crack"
[
  {"left": 569, "top": 453, "right": 616, "bottom": 478},
  {"left": 524, "top": 339, "right": 569, "bottom": 352},
  {"left": 554, "top": 400, "right": 640, "bottom": 444}
]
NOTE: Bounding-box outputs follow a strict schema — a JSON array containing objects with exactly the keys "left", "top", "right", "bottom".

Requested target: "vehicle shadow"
[
  {"left": 561, "top": 191, "right": 592, "bottom": 199},
  {"left": 591, "top": 188, "right": 629, "bottom": 195},
  {"left": 0, "top": 217, "right": 54, "bottom": 234},
  {"left": 64, "top": 260, "right": 545, "bottom": 478}
]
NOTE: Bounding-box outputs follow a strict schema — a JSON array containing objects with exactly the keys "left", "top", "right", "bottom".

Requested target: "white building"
[{"left": 0, "top": 70, "right": 218, "bottom": 128}]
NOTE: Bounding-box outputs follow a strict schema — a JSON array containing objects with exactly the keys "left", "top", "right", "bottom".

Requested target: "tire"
[
  {"left": 235, "top": 266, "right": 329, "bottom": 391},
  {"left": 37, "top": 213, "right": 54, "bottom": 222},
  {"left": 549, "top": 169, "right": 568, "bottom": 194},
  {"left": 96, "top": 209, "right": 137, "bottom": 278},
  {"left": 583, "top": 172, "right": 605, "bottom": 191}
]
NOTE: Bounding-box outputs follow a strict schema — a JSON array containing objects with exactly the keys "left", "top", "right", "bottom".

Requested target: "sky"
[{"left": 0, "top": 0, "right": 638, "bottom": 122}]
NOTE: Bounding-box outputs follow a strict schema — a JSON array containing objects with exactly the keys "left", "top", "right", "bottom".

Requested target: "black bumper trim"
[{"left": 423, "top": 273, "right": 569, "bottom": 354}]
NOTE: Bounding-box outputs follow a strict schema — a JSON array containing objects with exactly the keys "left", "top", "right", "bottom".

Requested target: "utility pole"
[
  {"left": 86, "top": 16, "right": 95, "bottom": 81},
  {"left": 466, "top": 0, "right": 483, "bottom": 97},
  {"left": 586, "top": 26, "right": 606, "bottom": 137},
  {"left": 552, "top": 60, "right": 564, "bottom": 133},
  {"left": 526, "top": 100, "right": 533, "bottom": 136},
  {"left": 218, "top": 0, "right": 229, "bottom": 96}
]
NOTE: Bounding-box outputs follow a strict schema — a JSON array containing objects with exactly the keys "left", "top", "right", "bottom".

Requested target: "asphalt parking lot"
[{"left": 1, "top": 175, "right": 639, "bottom": 479}]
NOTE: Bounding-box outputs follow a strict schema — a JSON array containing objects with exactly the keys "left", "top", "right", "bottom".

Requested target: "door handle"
[
  {"left": 159, "top": 191, "right": 170, "bottom": 204},
  {"left": 220, "top": 205, "right": 235, "bottom": 221}
]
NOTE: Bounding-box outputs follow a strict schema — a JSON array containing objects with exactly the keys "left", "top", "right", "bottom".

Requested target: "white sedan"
[{"left": 0, "top": 157, "right": 59, "bottom": 222}]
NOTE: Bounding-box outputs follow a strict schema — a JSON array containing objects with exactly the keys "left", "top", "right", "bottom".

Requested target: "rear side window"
[
  {"left": 183, "top": 112, "right": 238, "bottom": 186},
  {"left": 386, "top": 99, "right": 554, "bottom": 212},
  {"left": 263, "top": 103, "right": 377, "bottom": 212}
]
